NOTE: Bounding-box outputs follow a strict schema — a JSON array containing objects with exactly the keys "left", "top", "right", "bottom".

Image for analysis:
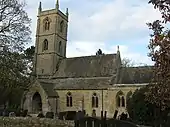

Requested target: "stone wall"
[
  {"left": 0, "top": 117, "right": 74, "bottom": 127},
  {"left": 57, "top": 87, "right": 138, "bottom": 118}
]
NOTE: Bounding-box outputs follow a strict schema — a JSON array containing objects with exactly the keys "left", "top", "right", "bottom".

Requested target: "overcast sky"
[{"left": 25, "top": 0, "right": 162, "bottom": 65}]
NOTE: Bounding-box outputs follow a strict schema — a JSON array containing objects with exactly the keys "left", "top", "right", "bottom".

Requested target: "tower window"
[
  {"left": 92, "top": 93, "right": 98, "bottom": 108},
  {"left": 60, "top": 20, "right": 64, "bottom": 33},
  {"left": 43, "top": 39, "right": 48, "bottom": 51},
  {"left": 44, "top": 17, "right": 51, "bottom": 31},
  {"left": 58, "top": 41, "right": 62, "bottom": 54},
  {"left": 66, "top": 92, "right": 72, "bottom": 107}
]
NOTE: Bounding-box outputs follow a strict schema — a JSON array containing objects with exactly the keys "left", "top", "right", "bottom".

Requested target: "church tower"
[{"left": 34, "top": 0, "right": 69, "bottom": 76}]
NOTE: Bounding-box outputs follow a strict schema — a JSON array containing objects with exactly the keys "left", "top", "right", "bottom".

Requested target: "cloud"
[
  {"left": 69, "top": 0, "right": 161, "bottom": 42},
  {"left": 66, "top": 0, "right": 161, "bottom": 65},
  {"left": 67, "top": 41, "right": 154, "bottom": 65},
  {"left": 26, "top": 0, "right": 161, "bottom": 65},
  {"left": 67, "top": 41, "right": 105, "bottom": 57}
]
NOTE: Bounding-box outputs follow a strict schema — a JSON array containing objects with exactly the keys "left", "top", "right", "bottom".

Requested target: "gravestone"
[{"left": 9, "top": 112, "right": 16, "bottom": 117}]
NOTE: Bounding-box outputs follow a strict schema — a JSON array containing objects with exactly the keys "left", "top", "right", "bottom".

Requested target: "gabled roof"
[
  {"left": 117, "top": 66, "right": 154, "bottom": 84},
  {"left": 54, "top": 54, "right": 118, "bottom": 78},
  {"left": 39, "top": 81, "right": 58, "bottom": 97},
  {"left": 53, "top": 77, "right": 112, "bottom": 90},
  {"left": 39, "top": 77, "right": 113, "bottom": 90}
]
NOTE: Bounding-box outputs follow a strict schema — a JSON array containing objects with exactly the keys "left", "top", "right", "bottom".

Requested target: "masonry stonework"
[{"left": 56, "top": 85, "right": 140, "bottom": 118}]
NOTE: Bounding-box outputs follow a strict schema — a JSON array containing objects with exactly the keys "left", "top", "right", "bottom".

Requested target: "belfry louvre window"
[
  {"left": 60, "top": 20, "right": 64, "bottom": 33},
  {"left": 44, "top": 17, "right": 51, "bottom": 31},
  {"left": 58, "top": 41, "right": 62, "bottom": 54},
  {"left": 66, "top": 92, "right": 72, "bottom": 107},
  {"left": 92, "top": 93, "right": 98, "bottom": 108},
  {"left": 43, "top": 39, "right": 48, "bottom": 51}
]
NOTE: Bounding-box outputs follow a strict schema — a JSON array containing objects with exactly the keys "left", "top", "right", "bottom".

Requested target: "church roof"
[
  {"left": 40, "top": 82, "right": 58, "bottom": 97},
  {"left": 36, "top": 54, "right": 154, "bottom": 91},
  {"left": 54, "top": 54, "right": 118, "bottom": 78},
  {"left": 37, "top": 66, "right": 153, "bottom": 92},
  {"left": 38, "top": 74, "right": 148, "bottom": 91},
  {"left": 118, "top": 66, "right": 154, "bottom": 84},
  {"left": 53, "top": 77, "right": 112, "bottom": 90},
  {"left": 39, "top": 77, "right": 113, "bottom": 90}
]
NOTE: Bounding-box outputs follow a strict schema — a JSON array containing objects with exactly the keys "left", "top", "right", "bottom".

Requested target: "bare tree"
[
  {"left": 121, "top": 58, "right": 135, "bottom": 67},
  {"left": 0, "top": 0, "right": 31, "bottom": 52},
  {"left": 0, "top": 0, "right": 31, "bottom": 106},
  {"left": 0, "top": 0, "right": 31, "bottom": 75}
]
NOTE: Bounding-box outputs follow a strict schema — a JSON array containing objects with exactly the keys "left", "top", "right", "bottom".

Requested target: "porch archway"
[{"left": 32, "top": 92, "right": 42, "bottom": 113}]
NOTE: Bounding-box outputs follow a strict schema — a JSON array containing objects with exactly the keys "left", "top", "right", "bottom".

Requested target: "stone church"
[{"left": 22, "top": 0, "right": 153, "bottom": 119}]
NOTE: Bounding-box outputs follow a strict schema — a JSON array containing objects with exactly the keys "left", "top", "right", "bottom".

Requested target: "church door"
[{"left": 32, "top": 92, "right": 42, "bottom": 113}]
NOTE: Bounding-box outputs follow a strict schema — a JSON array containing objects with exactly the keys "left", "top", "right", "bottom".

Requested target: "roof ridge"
[{"left": 65, "top": 53, "right": 117, "bottom": 59}]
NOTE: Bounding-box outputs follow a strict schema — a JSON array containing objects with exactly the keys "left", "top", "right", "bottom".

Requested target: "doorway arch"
[{"left": 32, "top": 92, "right": 42, "bottom": 113}]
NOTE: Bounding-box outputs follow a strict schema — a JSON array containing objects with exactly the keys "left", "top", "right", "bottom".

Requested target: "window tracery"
[
  {"left": 43, "top": 17, "right": 51, "bottom": 31},
  {"left": 66, "top": 92, "right": 72, "bottom": 107},
  {"left": 116, "top": 91, "right": 125, "bottom": 107},
  {"left": 58, "top": 41, "right": 62, "bottom": 54},
  {"left": 43, "top": 39, "right": 48, "bottom": 51},
  {"left": 92, "top": 93, "right": 99, "bottom": 108},
  {"left": 60, "top": 20, "right": 64, "bottom": 33}
]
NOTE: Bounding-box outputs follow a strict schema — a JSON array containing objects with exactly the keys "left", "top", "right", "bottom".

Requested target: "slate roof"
[
  {"left": 39, "top": 77, "right": 113, "bottom": 90},
  {"left": 37, "top": 53, "right": 154, "bottom": 92},
  {"left": 117, "top": 66, "right": 154, "bottom": 84},
  {"left": 37, "top": 66, "right": 153, "bottom": 92},
  {"left": 40, "top": 81, "right": 58, "bottom": 97},
  {"left": 40, "top": 66, "right": 153, "bottom": 92},
  {"left": 54, "top": 54, "right": 118, "bottom": 78},
  {"left": 38, "top": 73, "right": 149, "bottom": 91}
]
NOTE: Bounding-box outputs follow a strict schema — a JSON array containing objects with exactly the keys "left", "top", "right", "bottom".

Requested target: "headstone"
[
  {"left": 120, "top": 112, "right": 128, "bottom": 120},
  {"left": 101, "top": 111, "right": 103, "bottom": 119},
  {"left": 79, "top": 111, "right": 84, "bottom": 119},
  {"left": 76, "top": 111, "right": 81, "bottom": 120},
  {"left": 92, "top": 110, "right": 96, "bottom": 117},
  {"left": 104, "top": 111, "right": 107, "bottom": 119},
  {"left": 9, "top": 112, "right": 16, "bottom": 117},
  {"left": 2, "top": 109, "right": 8, "bottom": 116},
  {"left": 37, "top": 112, "right": 44, "bottom": 118},
  {"left": 113, "top": 110, "right": 118, "bottom": 119},
  {"left": 45, "top": 112, "right": 54, "bottom": 118}
]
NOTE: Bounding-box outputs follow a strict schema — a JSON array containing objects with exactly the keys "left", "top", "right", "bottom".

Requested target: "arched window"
[
  {"left": 43, "top": 17, "right": 51, "bottom": 31},
  {"left": 43, "top": 39, "right": 48, "bottom": 51},
  {"left": 92, "top": 93, "right": 98, "bottom": 108},
  {"left": 66, "top": 92, "right": 72, "bottom": 107},
  {"left": 60, "top": 20, "right": 64, "bottom": 33},
  {"left": 58, "top": 41, "right": 62, "bottom": 54},
  {"left": 122, "top": 96, "right": 125, "bottom": 107},
  {"left": 116, "top": 91, "right": 125, "bottom": 108}
]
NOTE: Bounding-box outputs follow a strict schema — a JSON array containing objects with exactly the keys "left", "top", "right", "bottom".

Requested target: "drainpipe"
[
  {"left": 102, "top": 89, "right": 104, "bottom": 112},
  {"left": 82, "top": 95, "right": 84, "bottom": 111},
  {"left": 54, "top": 97, "right": 57, "bottom": 119}
]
